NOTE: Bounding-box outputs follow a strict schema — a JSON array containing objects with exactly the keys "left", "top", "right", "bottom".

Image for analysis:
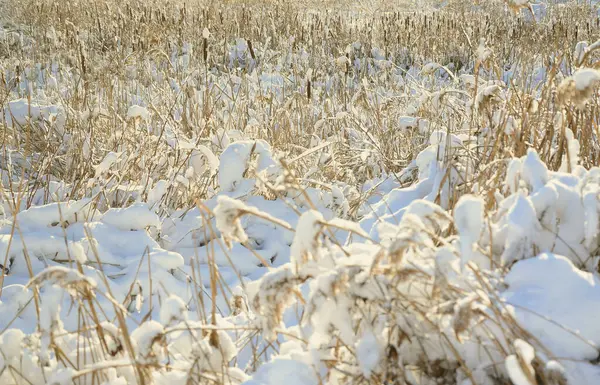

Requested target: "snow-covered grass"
[{"left": 1, "top": 0, "right": 600, "bottom": 384}]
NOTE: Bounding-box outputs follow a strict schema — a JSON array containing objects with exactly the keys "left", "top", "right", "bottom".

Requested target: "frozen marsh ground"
[{"left": 1, "top": 0, "right": 600, "bottom": 384}]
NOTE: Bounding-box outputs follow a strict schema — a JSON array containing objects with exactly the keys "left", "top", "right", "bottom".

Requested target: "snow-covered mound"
[{"left": 2, "top": 0, "right": 600, "bottom": 384}]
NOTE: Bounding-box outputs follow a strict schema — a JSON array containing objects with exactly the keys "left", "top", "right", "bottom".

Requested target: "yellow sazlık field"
[{"left": 1, "top": 0, "right": 600, "bottom": 384}]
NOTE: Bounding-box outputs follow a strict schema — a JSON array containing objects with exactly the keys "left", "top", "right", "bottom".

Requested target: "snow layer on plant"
[
  {"left": 574, "top": 68, "right": 600, "bottom": 90},
  {"left": 4, "top": 4, "right": 600, "bottom": 384},
  {"left": 101, "top": 203, "right": 160, "bottom": 231},
  {"left": 126, "top": 105, "right": 150, "bottom": 121},
  {"left": 0, "top": 99, "right": 66, "bottom": 134},
  {"left": 355, "top": 329, "right": 382, "bottom": 379},
  {"left": 502, "top": 253, "right": 600, "bottom": 360},
  {"left": 218, "top": 140, "right": 279, "bottom": 193}
]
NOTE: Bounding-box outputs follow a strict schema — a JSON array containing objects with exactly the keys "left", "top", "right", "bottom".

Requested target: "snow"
[
  {"left": 522, "top": 149, "right": 549, "bottom": 192},
  {"left": 505, "top": 339, "right": 537, "bottom": 385},
  {"left": 290, "top": 210, "right": 324, "bottom": 264},
  {"left": 130, "top": 320, "right": 165, "bottom": 363},
  {"left": 15, "top": 199, "right": 98, "bottom": 229},
  {"left": 246, "top": 357, "right": 319, "bottom": 385},
  {"left": 147, "top": 179, "right": 169, "bottom": 206},
  {"left": 505, "top": 355, "right": 534, "bottom": 385},
  {"left": 214, "top": 195, "right": 252, "bottom": 247},
  {"left": 398, "top": 116, "right": 429, "bottom": 133},
  {"left": 355, "top": 329, "right": 382, "bottom": 379},
  {"left": 126, "top": 105, "right": 150, "bottom": 121},
  {"left": 574, "top": 68, "right": 600, "bottom": 90},
  {"left": 0, "top": 329, "right": 25, "bottom": 358},
  {"left": 218, "top": 140, "right": 278, "bottom": 193},
  {"left": 0, "top": 99, "right": 66, "bottom": 135},
  {"left": 476, "top": 38, "right": 492, "bottom": 63},
  {"left": 159, "top": 295, "right": 188, "bottom": 326},
  {"left": 101, "top": 203, "right": 160, "bottom": 231},
  {"left": 189, "top": 145, "right": 219, "bottom": 177},
  {"left": 94, "top": 151, "right": 125, "bottom": 176},
  {"left": 502, "top": 253, "right": 600, "bottom": 360},
  {"left": 3, "top": 2, "right": 600, "bottom": 384},
  {"left": 454, "top": 195, "right": 485, "bottom": 270}
]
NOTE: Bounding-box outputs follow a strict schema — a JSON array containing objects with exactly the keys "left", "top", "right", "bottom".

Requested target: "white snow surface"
[
  {"left": 4, "top": 7, "right": 600, "bottom": 384},
  {"left": 4, "top": 129, "right": 600, "bottom": 384},
  {"left": 502, "top": 253, "right": 600, "bottom": 360}
]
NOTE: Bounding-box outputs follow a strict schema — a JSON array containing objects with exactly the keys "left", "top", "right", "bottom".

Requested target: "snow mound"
[{"left": 503, "top": 253, "right": 600, "bottom": 360}]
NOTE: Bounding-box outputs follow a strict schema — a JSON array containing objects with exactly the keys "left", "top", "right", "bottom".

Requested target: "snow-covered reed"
[{"left": 1, "top": 0, "right": 600, "bottom": 384}]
